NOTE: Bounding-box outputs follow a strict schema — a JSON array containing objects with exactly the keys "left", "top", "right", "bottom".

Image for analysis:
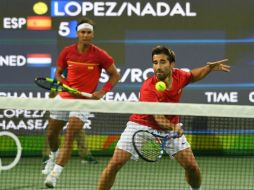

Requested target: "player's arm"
[
  {"left": 154, "top": 115, "right": 183, "bottom": 136},
  {"left": 93, "top": 64, "right": 120, "bottom": 99},
  {"left": 142, "top": 90, "right": 183, "bottom": 136},
  {"left": 190, "top": 59, "right": 230, "bottom": 83},
  {"left": 55, "top": 66, "right": 69, "bottom": 85}
]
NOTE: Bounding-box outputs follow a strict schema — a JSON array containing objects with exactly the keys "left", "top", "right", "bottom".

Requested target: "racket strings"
[
  {"left": 36, "top": 80, "right": 53, "bottom": 90},
  {"left": 35, "top": 78, "right": 60, "bottom": 91},
  {"left": 34, "top": 77, "right": 92, "bottom": 97},
  {"left": 135, "top": 132, "right": 162, "bottom": 161}
]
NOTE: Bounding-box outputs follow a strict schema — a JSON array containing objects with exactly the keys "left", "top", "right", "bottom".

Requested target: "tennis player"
[
  {"left": 96, "top": 45, "right": 230, "bottom": 190},
  {"left": 42, "top": 116, "right": 98, "bottom": 165},
  {"left": 43, "top": 18, "right": 120, "bottom": 188},
  {"left": 42, "top": 71, "right": 98, "bottom": 165}
]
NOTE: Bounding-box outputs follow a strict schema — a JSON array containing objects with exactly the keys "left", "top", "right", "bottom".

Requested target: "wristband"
[{"left": 102, "top": 82, "right": 113, "bottom": 92}]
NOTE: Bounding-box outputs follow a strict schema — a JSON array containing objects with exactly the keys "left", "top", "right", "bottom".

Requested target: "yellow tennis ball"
[
  {"left": 155, "top": 81, "right": 166, "bottom": 92},
  {"left": 33, "top": 2, "right": 48, "bottom": 15}
]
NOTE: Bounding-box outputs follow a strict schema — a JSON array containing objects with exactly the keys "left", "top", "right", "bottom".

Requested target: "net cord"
[{"left": 0, "top": 97, "right": 253, "bottom": 118}]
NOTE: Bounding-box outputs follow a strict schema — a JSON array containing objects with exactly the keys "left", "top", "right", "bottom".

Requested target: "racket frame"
[
  {"left": 34, "top": 77, "right": 93, "bottom": 98},
  {"left": 132, "top": 130, "right": 177, "bottom": 162}
]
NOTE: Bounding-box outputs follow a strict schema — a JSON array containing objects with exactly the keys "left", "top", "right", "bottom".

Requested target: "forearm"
[
  {"left": 190, "top": 65, "right": 212, "bottom": 82},
  {"left": 105, "top": 73, "right": 120, "bottom": 88},
  {"left": 100, "top": 75, "right": 119, "bottom": 95},
  {"left": 93, "top": 65, "right": 120, "bottom": 99},
  {"left": 190, "top": 59, "right": 230, "bottom": 82},
  {"left": 55, "top": 74, "right": 66, "bottom": 84},
  {"left": 101, "top": 64, "right": 120, "bottom": 93},
  {"left": 55, "top": 67, "right": 68, "bottom": 84},
  {"left": 154, "top": 115, "right": 176, "bottom": 130}
]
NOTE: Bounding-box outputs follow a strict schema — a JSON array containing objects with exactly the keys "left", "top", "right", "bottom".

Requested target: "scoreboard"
[{"left": 0, "top": 0, "right": 254, "bottom": 105}]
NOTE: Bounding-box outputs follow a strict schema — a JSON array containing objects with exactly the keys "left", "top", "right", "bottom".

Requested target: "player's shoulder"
[
  {"left": 61, "top": 44, "right": 76, "bottom": 52},
  {"left": 90, "top": 44, "right": 110, "bottom": 55},
  {"left": 173, "top": 68, "right": 192, "bottom": 86},
  {"left": 144, "top": 75, "right": 155, "bottom": 83},
  {"left": 141, "top": 76, "right": 156, "bottom": 89},
  {"left": 173, "top": 68, "right": 191, "bottom": 76}
]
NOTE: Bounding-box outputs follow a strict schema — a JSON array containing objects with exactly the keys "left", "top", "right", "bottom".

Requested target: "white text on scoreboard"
[{"left": 3, "top": 17, "right": 26, "bottom": 29}]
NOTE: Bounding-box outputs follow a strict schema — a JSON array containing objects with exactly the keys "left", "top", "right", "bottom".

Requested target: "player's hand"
[
  {"left": 49, "top": 91, "right": 58, "bottom": 98},
  {"left": 69, "top": 91, "right": 85, "bottom": 98},
  {"left": 207, "top": 59, "right": 230, "bottom": 72},
  {"left": 92, "top": 90, "right": 106, "bottom": 100},
  {"left": 173, "top": 123, "right": 184, "bottom": 137}
]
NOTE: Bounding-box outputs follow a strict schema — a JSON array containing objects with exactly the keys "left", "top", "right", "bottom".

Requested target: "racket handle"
[
  {"left": 167, "top": 132, "right": 178, "bottom": 139},
  {"left": 80, "top": 92, "right": 93, "bottom": 98}
]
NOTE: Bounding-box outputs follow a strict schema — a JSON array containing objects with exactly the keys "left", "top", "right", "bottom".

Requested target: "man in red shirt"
[
  {"left": 43, "top": 18, "right": 120, "bottom": 188},
  {"left": 96, "top": 46, "right": 230, "bottom": 190}
]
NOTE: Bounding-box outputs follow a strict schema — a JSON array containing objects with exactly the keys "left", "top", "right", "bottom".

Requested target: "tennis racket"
[
  {"left": 132, "top": 130, "right": 178, "bottom": 162},
  {"left": 34, "top": 77, "right": 93, "bottom": 98}
]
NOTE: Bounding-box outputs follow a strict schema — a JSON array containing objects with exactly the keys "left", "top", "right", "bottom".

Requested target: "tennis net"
[{"left": 0, "top": 97, "right": 254, "bottom": 190}]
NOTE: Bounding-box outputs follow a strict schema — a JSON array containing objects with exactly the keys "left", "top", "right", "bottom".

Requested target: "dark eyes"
[
  {"left": 153, "top": 61, "right": 166, "bottom": 64},
  {"left": 81, "top": 31, "right": 92, "bottom": 34}
]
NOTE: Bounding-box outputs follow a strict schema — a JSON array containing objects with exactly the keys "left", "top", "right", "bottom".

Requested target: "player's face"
[
  {"left": 153, "top": 54, "right": 173, "bottom": 81},
  {"left": 77, "top": 29, "right": 94, "bottom": 45}
]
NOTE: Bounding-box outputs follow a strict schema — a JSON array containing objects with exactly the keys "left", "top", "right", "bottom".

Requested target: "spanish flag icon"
[{"left": 27, "top": 16, "right": 52, "bottom": 30}]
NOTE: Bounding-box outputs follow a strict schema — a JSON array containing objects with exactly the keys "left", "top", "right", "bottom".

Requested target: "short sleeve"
[
  {"left": 178, "top": 69, "right": 192, "bottom": 87},
  {"left": 97, "top": 49, "right": 114, "bottom": 69}
]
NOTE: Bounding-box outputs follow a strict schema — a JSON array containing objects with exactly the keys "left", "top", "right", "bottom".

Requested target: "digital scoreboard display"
[{"left": 0, "top": 0, "right": 254, "bottom": 105}]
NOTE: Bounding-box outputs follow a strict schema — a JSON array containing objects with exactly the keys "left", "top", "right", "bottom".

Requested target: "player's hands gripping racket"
[
  {"left": 34, "top": 77, "right": 93, "bottom": 98},
  {"left": 132, "top": 130, "right": 178, "bottom": 162}
]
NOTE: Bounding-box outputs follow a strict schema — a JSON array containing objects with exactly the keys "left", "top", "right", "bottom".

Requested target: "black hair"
[{"left": 152, "top": 45, "right": 175, "bottom": 63}]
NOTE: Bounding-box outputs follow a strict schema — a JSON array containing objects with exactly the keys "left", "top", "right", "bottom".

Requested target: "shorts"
[
  {"left": 49, "top": 95, "right": 90, "bottom": 122},
  {"left": 116, "top": 121, "right": 190, "bottom": 160}
]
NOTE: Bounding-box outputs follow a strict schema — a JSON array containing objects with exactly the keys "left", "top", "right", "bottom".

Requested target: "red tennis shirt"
[
  {"left": 129, "top": 68, "right": 192, "bottom": 130},
  {"left": 57, "top": 44, "right": 114, "bottom": 99}
]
